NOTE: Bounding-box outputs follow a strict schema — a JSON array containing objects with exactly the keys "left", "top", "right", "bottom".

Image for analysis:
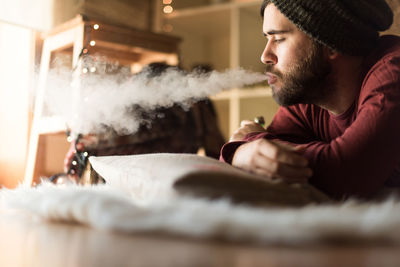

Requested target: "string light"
[
  {"left": 82, "top": 68, "right": 88, "bottom": 74},
  {"left": 93, "top": 24, "right": 99, "bottom": 30},
  {"left": 90, "top": 40, "right": 96, "bottom": 46},
  {"left": 163, "top": 5, "right": 173, "bottom": 14},
  {"left": 82, "top": 48, "right": 88, "bottom": 54},
  {"left": 90, "top": 67, "right": 97, "bottom": 73},
  {"left": 163, "top": 0, "right": 172, "bottom": 4}
]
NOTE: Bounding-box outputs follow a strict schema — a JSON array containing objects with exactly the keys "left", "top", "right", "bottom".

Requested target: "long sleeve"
[
  {"left": 302, "top": 58, "right": 400, "bottom": 199},
  {"left": 268, "top": 56, "right": 400, "bottom": 199},
  {"left": 220, "top": 37, "right": 400, "bottom": 199},
  {"left": 219, "top": 104, "right": 314, "bottom": 164}
]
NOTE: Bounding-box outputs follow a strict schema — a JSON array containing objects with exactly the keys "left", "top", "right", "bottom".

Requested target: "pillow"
[{"left": 89, "top": 153, "right": 330, "bottom": 206}]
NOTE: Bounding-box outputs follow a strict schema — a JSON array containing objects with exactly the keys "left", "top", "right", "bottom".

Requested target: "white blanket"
[{"left": 1, "top": 183, "right": 400, "bottom": 244}]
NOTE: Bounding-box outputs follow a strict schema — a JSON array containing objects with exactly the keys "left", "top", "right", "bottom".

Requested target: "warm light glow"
[
  {"left": 131, "top": 63, "right": 143, "bottom": 73},
  {"left": 82, "top": 68, "right": 88, "bottom": 74},
  {"left": 163, "top": 0, "right": 172, "bottom": 4},
  {"left": 163, "top": 5, "right": 173, "bottom": 14},
  {"left": 93, "top": 24, "right": 99, "bottom": 30},
  {"left": 90, "top": 67, "right": 96, "bottom": 73},
  {"left": 166, "top": 55, "right": 179, "bottom": 66},
  {"left": 83, "top": 48, "right": 88, "bottom": 54},
  {"left": 163, "top": 24, "right": 173, "bottom": 32},
  {"left": 90, "top": 40, "right": 96, "bottom": 46},
  {"left": 0, "top": 23, "right": 33, "bottom": 187}
]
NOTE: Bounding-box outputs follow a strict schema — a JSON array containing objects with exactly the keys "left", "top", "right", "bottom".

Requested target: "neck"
[{"left": 319, "top": 55, "right": 364, "bottom": 115}]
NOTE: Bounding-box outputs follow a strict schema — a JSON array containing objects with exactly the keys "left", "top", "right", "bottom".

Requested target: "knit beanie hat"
[{"left": 266, "top": 0, "right": 394, "bottom": 55}]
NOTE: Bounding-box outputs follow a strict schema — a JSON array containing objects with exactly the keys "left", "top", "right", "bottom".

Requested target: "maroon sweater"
[{"left": 221, "top": 35, "right": 400, "bottom": 200}]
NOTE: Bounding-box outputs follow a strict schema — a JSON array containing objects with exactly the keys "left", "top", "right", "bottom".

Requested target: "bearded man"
[{"left": 220, "top": 0, "right": 400, "bottom": 200}]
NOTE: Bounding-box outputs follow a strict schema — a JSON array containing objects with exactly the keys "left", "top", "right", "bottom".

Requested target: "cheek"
[
  {"left": 275, "top": 53, "right": 291, "bottom": 73},
  {"left": 277, "top": 45, "right": 302, "bottom": 71}
]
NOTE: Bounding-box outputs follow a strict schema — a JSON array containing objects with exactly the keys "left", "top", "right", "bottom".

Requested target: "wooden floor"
[{"left": 1, "top": 209, "right": 400, "bottom": 267}]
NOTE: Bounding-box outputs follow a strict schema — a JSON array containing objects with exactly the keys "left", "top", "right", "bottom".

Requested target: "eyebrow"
[{"left": 263, "top": 30, "right": 291, "bottom": 36}]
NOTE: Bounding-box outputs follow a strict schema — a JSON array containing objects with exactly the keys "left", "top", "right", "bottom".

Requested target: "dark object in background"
[
  {"left": 61, "top": 62, "right": 226, "bottom": 183},
  {"left": 49, "top": 134, "right": 91, "bottom": 184},
  {"left": 66, "top": 134, "right": 90, "bottom": 178}
]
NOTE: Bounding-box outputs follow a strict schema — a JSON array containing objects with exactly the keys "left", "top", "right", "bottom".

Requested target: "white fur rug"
[{"left": 1, "top": 183, "right": 400, "bottom": 244}]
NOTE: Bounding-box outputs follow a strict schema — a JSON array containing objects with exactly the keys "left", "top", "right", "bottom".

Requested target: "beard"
[{"left": 266, "top": 42, "right": 332, "bottom": 106}]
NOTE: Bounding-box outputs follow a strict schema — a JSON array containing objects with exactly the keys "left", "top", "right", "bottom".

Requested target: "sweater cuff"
[{"left": 219, "top": 141, "right": 247, "bottom": 164}]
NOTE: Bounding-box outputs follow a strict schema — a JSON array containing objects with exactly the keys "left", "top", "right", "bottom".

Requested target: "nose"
[{"left": 260, "top": 41, "right": 277, "bottom": 65}]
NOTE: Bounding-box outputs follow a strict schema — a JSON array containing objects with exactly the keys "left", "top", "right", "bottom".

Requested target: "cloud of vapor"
[{"left": 44, "top": 60, "right": 267, "bottom": 137}]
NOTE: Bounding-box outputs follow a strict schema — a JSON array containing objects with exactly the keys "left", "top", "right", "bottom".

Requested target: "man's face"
[{"left": 261, "top": 3, "right": 331, "bottom": 106}]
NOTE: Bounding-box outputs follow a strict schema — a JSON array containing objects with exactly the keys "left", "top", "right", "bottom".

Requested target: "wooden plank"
[
  {"left": 24, "top": 39, "right": 53, "bottom": 185},
  {"left": 211, "top": 87, "right": 272, "bottom": 100},
  {"left": 24, "top": 23, "right": 86, "bottom": 185},
  {"left": 87, "top": 45, "right": 142, "bottom": 65},
  {"left": 82, "top": 0, "right": 151, "bottom": 31},
  {"left": 89, "top": 22, "right": 181, "bottom": 54}
]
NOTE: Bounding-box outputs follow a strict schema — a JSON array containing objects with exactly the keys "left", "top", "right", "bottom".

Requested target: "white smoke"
[{"left": 44, "top": 60, "right": 267, "bottom": 136}]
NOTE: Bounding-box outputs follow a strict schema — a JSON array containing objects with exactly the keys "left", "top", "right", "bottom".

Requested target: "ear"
[{"left": 325, "top": 47, "right": 339, "bottom": 60}]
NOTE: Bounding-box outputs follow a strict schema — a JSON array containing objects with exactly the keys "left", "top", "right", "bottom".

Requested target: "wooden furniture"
[
  {"left": 24, "top": 15, "right": 180, "bottom": 185},
  {"left": 1, "top": 210, "right": 399, "bottom": 267},
  {"left": 162, "top": 0, "right": 279, "bottom": 139}
]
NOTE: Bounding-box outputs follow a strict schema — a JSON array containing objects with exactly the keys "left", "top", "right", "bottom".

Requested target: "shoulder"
[
  {"left": 360, "top": 35, "right": 400, "bottom": 102},
  {"left": 362, "top": 35, "right": 400, "bottom": 85}
]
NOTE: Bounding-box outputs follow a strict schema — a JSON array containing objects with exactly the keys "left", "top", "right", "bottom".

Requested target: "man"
[{"left": 220, "top": 0, "right": 400, "bottom": 200}]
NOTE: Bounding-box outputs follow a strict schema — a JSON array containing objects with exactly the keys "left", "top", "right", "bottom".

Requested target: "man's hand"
[
  {"left": 232, "top": 139, "right": 312, "bottom": 183},
  {"left": 230, "top": 120, "right": 266, "bottom": 142}
]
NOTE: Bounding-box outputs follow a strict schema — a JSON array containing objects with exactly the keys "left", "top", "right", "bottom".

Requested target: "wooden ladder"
[{"left": 24, "top": 15, "right": 180, "bottom": 185}]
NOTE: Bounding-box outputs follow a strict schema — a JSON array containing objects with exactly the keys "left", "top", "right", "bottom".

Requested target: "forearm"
[{"left": 302, "top": 128, "right": 400, "bottom": 199}]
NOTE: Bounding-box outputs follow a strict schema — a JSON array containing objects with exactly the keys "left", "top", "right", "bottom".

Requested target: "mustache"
[{"left": 265, "top": 65, "right": 283, "bottom": 78}]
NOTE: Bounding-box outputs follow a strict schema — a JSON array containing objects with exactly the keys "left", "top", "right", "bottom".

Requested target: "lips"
[{"left": 265, "top": 72, "right": 277, "bottom": 85}]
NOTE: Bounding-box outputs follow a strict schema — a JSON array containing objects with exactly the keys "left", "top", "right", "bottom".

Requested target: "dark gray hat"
[{"left": 265, "top": 0, "right": 394, "bottom": 55}]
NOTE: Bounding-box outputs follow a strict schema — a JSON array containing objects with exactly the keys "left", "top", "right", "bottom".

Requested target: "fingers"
[
  {"left": 251, "top": 166, "right": 311, "bottom": 184},
  {"left": 230, "top": 130, "right": 245, "bottom": 142},
  {"left": 275, "top": 141, "right": 306, "bottom": 154},
  {"left": 240, "top": 120, "right": 255, "bottom": 127},
  {"left": 292, "top": 144, "right": 307, "bottom": 154},
  {"left": 240, "top": 120, "right": 265, "bottom": 132},
  {"left": 256, "top": 139, "right": 308, "bottom": 167},
  {"left": 230, "top": 120, "right": 266, "bottom": 141},
  {"left": 232, "top": 138, "right": 313, "bottom": 183},
  {"left": 251, "top": 148, "right": 312, "bottom": 180}
]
